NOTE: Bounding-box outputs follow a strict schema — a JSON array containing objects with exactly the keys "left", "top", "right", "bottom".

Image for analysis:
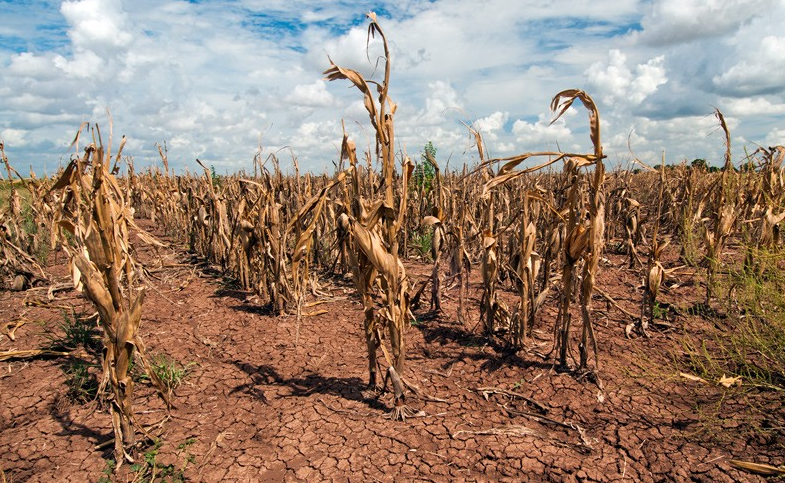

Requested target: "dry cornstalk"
[
  {"left": 324, "top": 13, "right": 417, "bottom": 420},
  {"left": 640, "top": 154, "right": 668, "bottom": 335},
  {"left": 50, "top": 122, "right": 169, "bottom": 467},
  {"left": 703, "top": 109, "right": 736, "bottom": 303}
]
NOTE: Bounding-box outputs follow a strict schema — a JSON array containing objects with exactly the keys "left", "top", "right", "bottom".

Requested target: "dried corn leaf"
[
  {"left": 0, "top": 349, "right": 72, "bottom": 362},
  {"left": 728, "top": 460, "right": 785, "bottom": 476},
  {"left": 680, "top": 372, "right": 709, "bottom": 384},
  {"left": 422, "top": 215, "right": 441, "bottom": 226},
  {"left": 452, "top": 425, "right": 536, "bottom": 439},
  {"left": 718, "top": 375, "right": 742, "bottom": 387}
]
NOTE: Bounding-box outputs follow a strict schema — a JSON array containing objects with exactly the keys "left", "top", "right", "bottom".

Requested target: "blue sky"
[{"left": 1, "top": 0, "right": 784, "bottom": 175}]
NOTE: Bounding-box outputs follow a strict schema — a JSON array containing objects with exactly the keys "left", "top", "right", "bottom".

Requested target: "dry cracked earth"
[{"left": 1, "top": 227, "right": 782, "bottom": 482}]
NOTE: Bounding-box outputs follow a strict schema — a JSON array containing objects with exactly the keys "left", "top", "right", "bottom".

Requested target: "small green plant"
[
  {"left": 652, "top": 301, "right": 667, "bottom": 320},
  {"left": 139, "top": 354, "right": 195, "bottom": 396},
  {"left": 48, "top": 312, "right": 103, "bottom": 404},
  {"left": 675, "top": 249, "right": 785, "bottom": 449},
  {"left": 678, "top": 212, "right": 700, "bottom": 267},
  {"left": 409, "top": 229, "right": 433, "bottom": 260},
  {"left": 57, "top": 312, "right": 101, "bottom": 350},
  {"left": 96, "top": 458, "right": 116, "bottom": 483},
  {"left": 64, "top": 359, "right": 99, "bottom": 403},
  {"left": 127, "top": 438, "right": 196, "bottom": 483}
]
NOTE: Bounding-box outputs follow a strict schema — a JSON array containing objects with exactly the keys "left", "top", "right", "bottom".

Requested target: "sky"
[{"left": 1, "top": 0, "right": 784, "bottom": 175}]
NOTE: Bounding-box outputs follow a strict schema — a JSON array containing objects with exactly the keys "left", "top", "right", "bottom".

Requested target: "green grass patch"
[
  {"left": 138, "top": 353, "right": 196, "bottom": 396},
  {"left": 63, "top": 359, "right": 100, "bottom": 404},
  {"left": 674, "top": 248, "right": 785, "bottom": 448},
  {"left": 46, "top": 311, "right": 103, "bottom": 404},
  {"left": 409, "top": 229, "right": 433, "bottom": 261}
]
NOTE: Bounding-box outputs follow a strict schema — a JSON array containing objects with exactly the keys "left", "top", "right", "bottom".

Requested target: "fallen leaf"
[
  {"left": 680, "top": 372, "right": 709, "bottom": 384},
  {"left": 728, "top": 459, "right": 785, "bottom": 476},
  {"left": 718, "top": 375, "right": 742, "bottom": 387}
]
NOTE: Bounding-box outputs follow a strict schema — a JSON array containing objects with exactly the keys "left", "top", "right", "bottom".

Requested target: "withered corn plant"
[
  {"left": 623, "top": 196, "right": 643, "bottom": 268},
  {"left": 743, "top": 145, "right": 785, "bottom": 275},
  {"left": 0, "top": 143, "right": 48, "bottom": 290},
  {"left": 449, "top": 164, "right": 473, "bottom": 325},
  {"left": 640, "top": 156, "right": 668, "bottom": 335},
  {"left": 324, "top": 13, "right": 417, "bottom": 420},
  {"left": 541, "top": 90, "right": 607, "bottom": 372},
  {"left": 476, "top": 90, "right": 605, "bottom": 362},
  {"left": 511, "top": 190, "right": 538, "bottom": 348},
  {"left": 702, "top": 110, "right": 737, "bottom": 303},
  {"left": 50, "top": 123, "right": 169, "bottom": 467},
  {"left": 569, "top": 91, "right": 606, "bottom": 372},
  {"left": 472, "top": 127, "right": 508, "bottom": 336},
  {"left": 418, "top": 150, "right": 447, "bottom": 313}
]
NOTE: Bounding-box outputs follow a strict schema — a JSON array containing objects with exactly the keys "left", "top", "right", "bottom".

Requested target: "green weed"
[
  {"left": 128, "top": 438, "right": 196, "bottom": 483},
  {"left": 46, "top": 312, "right": 103, "bottom": 404},
  {"left": 675, "top": 246, "right": 785, "bottom": 449},
  {"left": 64, "top": 359, "right": 100, "bottom": 404},
  {"left": 95, "top": 458, "right": 115, "bottom": 483},
  {"left": 409, "top": 229, "right": 433, "bottom": 261},
  {"left": 95, "top": 438, "right": 196, "bottom": 483},
  {"left": 53, "top": 312, "right": 101, "bottom": 351},
  {"left": 140, "top": 353, "right": 195, "bottom": 395}
]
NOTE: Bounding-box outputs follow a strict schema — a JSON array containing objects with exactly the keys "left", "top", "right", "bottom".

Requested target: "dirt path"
[{"left": 0, "top": 233, "right": 774, "bottom": 482}]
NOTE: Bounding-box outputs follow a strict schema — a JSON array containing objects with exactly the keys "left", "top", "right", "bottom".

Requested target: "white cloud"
[
  {"left": 53, "top": 50, "right": 105, "bottom": 78},
  {"left": 473, "top": 111, "right": 508, "bottom": 138},
  {"left": 285, "top": 81, "right": 335, "bottom": 107},
  {"left": 765, "top": 128, "right": 785, "bottom": 147},
  {"left": 512, "top": 112, "right": 574, "bottom": 148},
  {"left": 7, "top": 52, "right": 59, "bottom": 78},
  {"left": 720, "top": 97, "right": 785, "bottom": 116},
  {"left": 637, "top": 0, "right": 779, "bottom": 45},
  {"left": 1, "top": 129, "right": 28, "bottom": 147},
  {"left": 472, "top": 111, "right": 511, "bottom": 154},
  {"left": 0, "top": 0, "right": 784, "bottom": 173},
  {"left": 586, "top": 50, "right": 667, "bottom": 106},
  {"left": 61, "top": 0, "right": 132, "bottom": 48},
  {"left": 415, "top": 81, "right": 464, "bottom": 126},
  {"left": 713, "top": 36, "right": 785, "bottom": 96}
]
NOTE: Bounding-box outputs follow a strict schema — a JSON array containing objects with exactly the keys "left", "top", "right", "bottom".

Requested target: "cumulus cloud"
[
  {"left": 1, "top": 128, "right": 28, "bottom": 147},
  {"left": 637, "top": 0, "right": 779, "bottom": 45},
  {"left": 765, "top": 127, "right": 785, "bottom": 147},
  {"left": 720, "top": 97, "right": 785, "bottom": 117},
  {"left": 512, "top": 112, "right": 574, "bottom": 149},
  {"left": 61, "top": 0, "right": 132, "bottom": 50},
  {"left": 415, "top": 81, "right": 464, "bottom": 126},
  {"left": 713, "top": 36, "right": 785, "bottom": 96},
  {"left": 473, "top": 111, "right": 507, "bottom": 138},
  {"left": 471, "top": 111, "right": 513, "bottom": 154},
  {"left": 285, "top": 81, "right": 335, "bottom": 108},
  {"left": 586, "top": 50, "right": 667, "bottom": 107}
]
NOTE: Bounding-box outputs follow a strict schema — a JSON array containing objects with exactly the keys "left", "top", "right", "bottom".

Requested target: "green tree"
[{"left": 690, "top": 158, "right": 707, "bottom": 171}]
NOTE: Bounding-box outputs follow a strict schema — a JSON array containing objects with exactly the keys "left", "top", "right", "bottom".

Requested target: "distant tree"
[
  {"left": 739, "top": 160, "right": 757, "bottom": 173},
  {"left": 690, "top": 158, "right": 708, "bottom": 171}
]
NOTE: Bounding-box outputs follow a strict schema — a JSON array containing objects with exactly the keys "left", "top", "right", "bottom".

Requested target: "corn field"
[{"left": 1, "top": 13, "right": 784, "bottom": 479}]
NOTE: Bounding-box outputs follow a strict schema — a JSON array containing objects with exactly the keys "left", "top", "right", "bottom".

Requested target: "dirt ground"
[{"left": 1, "top": 223, "right": 782, "bottom": 482}]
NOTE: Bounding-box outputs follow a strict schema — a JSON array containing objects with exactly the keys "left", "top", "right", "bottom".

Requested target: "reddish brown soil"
[{"left": 1, "top": 227, "right": 781, "bottom": 482}]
